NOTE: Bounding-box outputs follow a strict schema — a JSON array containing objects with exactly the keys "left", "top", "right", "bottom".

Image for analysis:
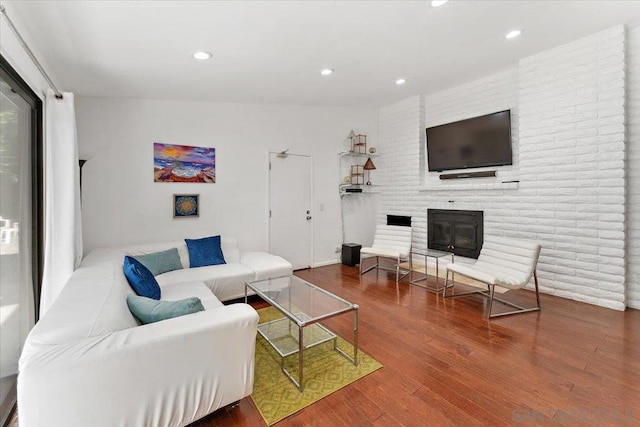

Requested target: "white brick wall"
[
  {"left": 627, "top": 24, "right": 640, "bottom": 309},
  {"left": 378, "top": 95, "right": 423, "bottom": 228},
  {"left": 518, "top": 26, "right": 626, "bottom": 310},
  {"left": 378, "top": 26, "right": 628, "bottom": 311}
]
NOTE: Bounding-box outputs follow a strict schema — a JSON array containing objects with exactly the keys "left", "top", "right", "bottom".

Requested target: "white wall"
[
  {"left": 0, "top": 1, "right": 57, "bottom": 98},
  {"left": 627, "top": 23, "right": 640, "bottom": 309},
  {"left": 378, "top": 26, "right": 628, "bottom": 310},
  {"left": 76, "top": 97, "right": 378, "bottom": 266}
]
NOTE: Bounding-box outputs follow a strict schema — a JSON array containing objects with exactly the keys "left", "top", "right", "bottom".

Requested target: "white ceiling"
[{"left": 8, "top": 0, "right": 640, "bottom": 107}]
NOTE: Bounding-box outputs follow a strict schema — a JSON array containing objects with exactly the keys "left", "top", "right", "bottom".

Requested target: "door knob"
[{"left": 306, "top": 215, "right": 312, "bottom": 220}]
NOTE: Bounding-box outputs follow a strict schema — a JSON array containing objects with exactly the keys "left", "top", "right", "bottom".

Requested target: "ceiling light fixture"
[
  {"left": 505, "top": 29, "right": 522, "bottom": 40},
  {"left": 193, "top": 51, "right": 213, "bottom": 60},
  {"left": 396, "top": 78, "right": 406, "bottom": 85},
  {"left": 320, "top": 68, "right": 334, "bottom": 76},
  {"left": 431, "top": 0, "right": 449, "bottom": 7}
]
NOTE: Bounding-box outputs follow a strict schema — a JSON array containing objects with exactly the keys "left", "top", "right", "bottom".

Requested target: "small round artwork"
[{"left": 175, "top": 195, "right": 198, "bottom": 217}]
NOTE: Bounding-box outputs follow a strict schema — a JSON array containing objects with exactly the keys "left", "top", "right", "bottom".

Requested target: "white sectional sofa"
[
  {"left": 81, "top": 238, "right": 293, "bottom": 302},
  {"left": 18, "top": 237, "right": 292, "bottom": 427}
]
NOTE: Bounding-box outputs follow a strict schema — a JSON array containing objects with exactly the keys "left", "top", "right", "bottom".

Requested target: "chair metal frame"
[
  {"left": 442, "top": 269, "right": 541, "bottom": 319},
  {"left": 360, "top": 254, "right": 411, "bottom": 283}
]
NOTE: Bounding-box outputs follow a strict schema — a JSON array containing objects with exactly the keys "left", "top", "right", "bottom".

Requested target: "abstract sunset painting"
[{"left": 154, "top": 143, "right": 216, "bottom": 183}]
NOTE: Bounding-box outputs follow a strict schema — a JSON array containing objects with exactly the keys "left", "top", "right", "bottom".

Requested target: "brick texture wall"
[
  {"left": 378, "top": 26, "right": 628, "bottom": 310},
  {"left": 627, "top": 24, "right": 640, "bottom": 309}
]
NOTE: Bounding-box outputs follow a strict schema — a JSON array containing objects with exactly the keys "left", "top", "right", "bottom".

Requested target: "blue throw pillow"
[
  {"left": 123, "top": 256, "right": 161, "bottom": 300},
  {"left": 185, "top": 235, "right": 226, "bottom": 268},
  {"left": 126, "top": 294, "right": 204, "bottom": 324},
  {"left": 132, "top": 248, "right": 183, "bottom": 276}
]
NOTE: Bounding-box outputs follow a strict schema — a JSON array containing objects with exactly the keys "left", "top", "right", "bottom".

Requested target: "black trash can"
[{"left": 341, "top": 243, "right": 362, "bottom": 266}]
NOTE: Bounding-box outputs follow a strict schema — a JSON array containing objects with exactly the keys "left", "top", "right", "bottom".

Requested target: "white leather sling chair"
[
  {"left": 443, "top": 236, "right": 542, "bottom": 319},
  {"left": 360, "top": 225, "right": 412, "bottom": 283}
]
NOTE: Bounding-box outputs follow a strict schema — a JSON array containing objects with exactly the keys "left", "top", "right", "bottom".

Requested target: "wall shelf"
[
  {"left": 338, "top": 151, "right": 378, "bottom": 158},
  {"left": 340, "top": 184, "right": 381, "bottom": 196},
  {"left": 338, "top": 149, "right": 379, "bottom": 194}
]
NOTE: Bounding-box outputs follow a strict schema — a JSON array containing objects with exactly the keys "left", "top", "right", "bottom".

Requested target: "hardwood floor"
[
  {"left": 194, "top": 263, "right": 640, "bottom": 426},
  {"left": 8, "top": 263, "right": 639, "bottom": 426}
]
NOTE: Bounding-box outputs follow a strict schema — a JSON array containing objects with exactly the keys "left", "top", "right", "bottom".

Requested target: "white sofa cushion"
[
  {"left": 240, "top": 251, "right": 293, "bottom": 280},
  {"left": 81, "top": 236, "right": 241, "bottom": 269},
  {"left": 124, "top": 237, "right": 241, "bottom": 266},
  {"left": 25, "top": 262, "right": 138, "bottom": 345},
  {"left": 156, "top": 263, "right": 256, "bottom": 302},
  {"left": 80, "top": 238, "right": 292, "bottom": 303},
  {"left": 160, "top": 281, "right": 223, "bottom": 310}
]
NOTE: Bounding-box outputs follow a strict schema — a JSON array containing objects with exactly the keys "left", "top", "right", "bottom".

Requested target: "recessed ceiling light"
[
  {"left": 505, "top": 29, "right": 522, "bottom": 40},
  {"left": 320, "top": 68, "right": 334, "bottom": 76},
  {"left": 396, "top": 78, "right": 406, "bottom": 85},
  {"left": 431, "top": 0, "right": 449, "bottom": 7},
  {"left": 193, "top": 51, "right": 213, "bottom": 60}
]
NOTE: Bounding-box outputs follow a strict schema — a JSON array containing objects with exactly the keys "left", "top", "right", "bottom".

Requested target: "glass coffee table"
[{"left": 245, "top": 275, "right": 358, "bottom": 391}]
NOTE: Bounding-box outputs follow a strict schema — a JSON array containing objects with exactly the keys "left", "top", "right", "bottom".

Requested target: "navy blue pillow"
[
  {"left": 123, "top": 256, "right": 161, "bottom": 300},
  {"left": 185, "top": 235, "right": 226, "bottom": 268}
]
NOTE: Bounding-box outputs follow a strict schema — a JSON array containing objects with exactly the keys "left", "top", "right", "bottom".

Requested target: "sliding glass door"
[{"left": 0, "top": 55, "right": 43, "bottom": 424}]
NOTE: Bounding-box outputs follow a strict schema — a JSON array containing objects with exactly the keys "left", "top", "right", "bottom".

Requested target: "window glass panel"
[{"left": 0, "top": 74, "right": 33, "bottom": 416}]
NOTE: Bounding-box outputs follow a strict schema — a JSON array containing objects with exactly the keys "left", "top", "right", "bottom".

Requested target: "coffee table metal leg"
[
  {"left": 298, "top": 326, "right": 304, "bottom": 391},
  {"left": 353, "top": 308, "right": 359, "bottom": 364},
  {"left": 334, "top": 307, "right": 359, "bottom": 366},
  {"left": 281, "top": 326, "right": 305, "bottom": 391}
]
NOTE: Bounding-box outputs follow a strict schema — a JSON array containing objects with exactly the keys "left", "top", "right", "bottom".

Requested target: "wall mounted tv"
[{"left": 426, "top": 110, "right": 512, "bottom": 172}]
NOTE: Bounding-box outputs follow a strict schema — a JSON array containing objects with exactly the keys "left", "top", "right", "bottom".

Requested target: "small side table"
[{"left": 409, "top": 249, "right": 454, "bottom": 293}]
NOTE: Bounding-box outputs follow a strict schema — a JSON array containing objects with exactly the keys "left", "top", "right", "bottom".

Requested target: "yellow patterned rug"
[{"left": 250, "top": 306, "right": 383, "bottom": 426}]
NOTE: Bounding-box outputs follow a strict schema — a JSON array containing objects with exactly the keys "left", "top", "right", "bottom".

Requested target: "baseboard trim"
[{"left": 313, "top": 259, "right": 342, "bottom": 268}]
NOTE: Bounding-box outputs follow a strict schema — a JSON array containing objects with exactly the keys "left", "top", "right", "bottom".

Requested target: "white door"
[{"left": 269, "top": 153, "right": 312, "bottom": 270}]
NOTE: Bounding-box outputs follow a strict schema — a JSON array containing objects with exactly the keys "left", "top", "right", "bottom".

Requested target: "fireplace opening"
[{"left": 428, "top": 209, "right": 483, "bottom": 259}]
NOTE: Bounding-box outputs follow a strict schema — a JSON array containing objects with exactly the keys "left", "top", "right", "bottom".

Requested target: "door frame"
[{"left": 267, "top": 150, "right": 314, "bottom": 269}]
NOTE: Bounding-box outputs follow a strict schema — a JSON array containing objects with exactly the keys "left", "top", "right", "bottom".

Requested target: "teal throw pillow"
[
  {"left": 132, "top": 248, "right": 183, "bottom": 276},
  {"left": 123, "top": 256, "right": 161, "bottom": 300},
  {"left": 126, "top": 294, "right": 205, "bottom": 324},
  {"left": 185, "top": 235, "right": 226, "bottom": 268}
]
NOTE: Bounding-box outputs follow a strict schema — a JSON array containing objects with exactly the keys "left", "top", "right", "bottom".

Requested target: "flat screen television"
[{"left": 426, "top": 110, "right": 512, "bottom": 172}]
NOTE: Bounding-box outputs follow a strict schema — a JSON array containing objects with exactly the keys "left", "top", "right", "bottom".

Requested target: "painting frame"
[
  {"left": 154, "top": 142, "right": 216, "bottom": 183},
  {"left": 173, "top": 194, "right": 200, "bottom": 218}
]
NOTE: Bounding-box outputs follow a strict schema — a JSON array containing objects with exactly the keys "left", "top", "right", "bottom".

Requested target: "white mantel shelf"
[{"left": 418, "top": 182, "right": 519, "bottom": 192}]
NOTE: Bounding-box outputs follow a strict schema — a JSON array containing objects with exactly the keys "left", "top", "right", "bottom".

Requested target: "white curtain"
[{"left": 40, "top": 90, "right": 83, "bottom": 317}]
